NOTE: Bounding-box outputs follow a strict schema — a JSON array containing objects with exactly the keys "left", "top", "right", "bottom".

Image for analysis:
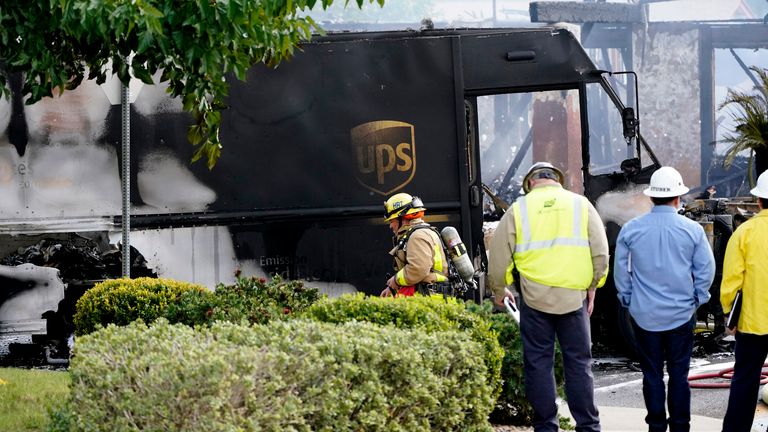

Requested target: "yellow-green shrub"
[
  {"left": 56, "top": 319, "right": 494, "bottom": 432},
  {"left": 73, "top": 278, "right": 207, "bottom": 335},
  {"left": 302, "top": 293, "right": 504, "bottom": 401}
]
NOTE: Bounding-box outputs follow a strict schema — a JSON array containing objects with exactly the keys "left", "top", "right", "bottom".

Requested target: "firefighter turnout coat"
[{"left": 389, "top": 218, "right": 449, "bottom": 290}]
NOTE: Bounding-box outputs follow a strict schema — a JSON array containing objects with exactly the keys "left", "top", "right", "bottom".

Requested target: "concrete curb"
[
  {"left": 752, "top": 402, "right": 768, "bottom": 431},
  {"left": 594, "top": 406, "right": 721, "bottom": 432},
  {"left": 583, "top": 402, "right": 768, "bottom": 432}
]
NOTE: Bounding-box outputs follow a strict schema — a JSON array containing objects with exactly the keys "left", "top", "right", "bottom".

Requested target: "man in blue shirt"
[{"left": 614, "top": 166, "right": 715, "bottom": 432}]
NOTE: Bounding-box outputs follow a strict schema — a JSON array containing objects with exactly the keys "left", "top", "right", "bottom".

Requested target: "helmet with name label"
[
  {"left": 643, "top": 166, "right": 689, "bottom": 198},
  {"left": 384, "top": 193, "right": 426, "bottom": 222}
]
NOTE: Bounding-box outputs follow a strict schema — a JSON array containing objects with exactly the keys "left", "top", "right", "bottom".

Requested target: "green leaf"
[
  {"left": 142, "top": 4, "right": 164, "bottom": 19},
  {"left": 0, "top": 0, "right": 387, "bottom": 168},
  {"left": 199, "top": 0, "right": 213, "bottom": 20},
  {"left": 132, "top": 63, "right": 154, "bottom": 85},
  {"left": 205, "top": 141, "right": 221, "bottom": 170},
  {"left": 187, "top": 124, "right": 205, "bottom": 147},
  {"left": 137, "top": 30, "right": 154, "bottom": 54}
]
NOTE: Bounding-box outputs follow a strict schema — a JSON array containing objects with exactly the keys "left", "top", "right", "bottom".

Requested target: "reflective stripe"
[
  {"left": 396, "top": 231, "right": 448, "bottom": 286},
  {"left": 396, "top": 269, "right": 407, "bottom": 286},
  {"left": 516, "top": 195, "right": 587, "bottom": 252},
  {"left": 433, "top": 243, "right": 444, "bottom": 273},
  {"left": 516, "top": 237, "right": 590, "bottom": 252},
  {"left": 518, "top": 196, "right": 531, "bottom": 244},
  {"left": 432, "top": 240, "right": 448, "bottom": 282},
  {"left": 512, "top": 186, "right": 594, "bottom": 289},
  {"left": 572, "top": 196, "right": 583, "bottom": 238},
  {"left": 505, "top": 261, "right": 516, "bottom": 286}
]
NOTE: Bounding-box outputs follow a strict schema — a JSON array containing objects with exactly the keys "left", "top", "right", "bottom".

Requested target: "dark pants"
[
  {"left": 721, "top": 332, "right": 768, "bottom": 432},
  {"left": 521, "top": 299, "right": 600, "bottom": 432},
  {"left": 633, "top": 316, "right": 695, "bottom": 432}
]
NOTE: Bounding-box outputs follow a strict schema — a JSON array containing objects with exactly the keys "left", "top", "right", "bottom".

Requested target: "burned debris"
[
  {"left": 1, "top": 236, "right": 155, "bottom": 281},
  {"left": 0, "top": 235, "right": 156, "bottom": 366}
]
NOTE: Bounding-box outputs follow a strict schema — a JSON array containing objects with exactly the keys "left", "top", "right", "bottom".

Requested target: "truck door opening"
[{"left": 476, "top": 88, "right": 582, "bottom": 220}]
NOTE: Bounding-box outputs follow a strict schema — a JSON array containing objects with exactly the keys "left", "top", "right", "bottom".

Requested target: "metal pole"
[{"left": 121, "top": 82, "right": 131, "bottom": 278}]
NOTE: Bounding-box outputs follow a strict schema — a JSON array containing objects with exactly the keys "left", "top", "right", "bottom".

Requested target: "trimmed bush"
[
  {"left": 73, "top": 278, "right": 207, "bottom": 335},
  {"left": 161, "top": 287, "right": 218, "bottom": 327},
  {"left": 465, "top": 300, "right": 565, "bottom": 426},
  {"left": 75, "top": 276, "right": 323, "bottom": 335},
  {"left": 211, "top": 275, "right": 321, "bottom": 324},
  {"left": 163, "top": 275, "right": 323, "bottom": 327},
  {"left": 302, "top": 293, "right": 504, "bottom": 401},
  {"left": 59, "top": 319, "right": 494, "bottom": 432}
]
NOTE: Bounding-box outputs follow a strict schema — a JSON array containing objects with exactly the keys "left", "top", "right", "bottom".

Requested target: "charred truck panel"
[{"left": 0, "top": 28, "right": 656, "bottom": 352}]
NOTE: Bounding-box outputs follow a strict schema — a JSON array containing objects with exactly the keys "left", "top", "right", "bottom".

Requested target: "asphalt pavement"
[{"left": 586, "top": 353, "right": 768, "bottom": 432}]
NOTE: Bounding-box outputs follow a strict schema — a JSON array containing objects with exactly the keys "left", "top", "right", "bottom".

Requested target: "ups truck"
[{"left": 0, "top": 27, "right": 658, "bottom": 353}]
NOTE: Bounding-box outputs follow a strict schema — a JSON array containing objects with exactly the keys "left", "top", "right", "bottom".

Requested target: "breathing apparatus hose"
[{"left": 688, "top": 363, "right": 768, "bottom": 389}]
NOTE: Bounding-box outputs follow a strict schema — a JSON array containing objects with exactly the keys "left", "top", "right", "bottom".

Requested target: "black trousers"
[
  {"left": 721, "top": 332, "right": 768, "bottom": 432},
  {"left": 633, "top": 317, "right": 695, "bottom": 432},
  {"left": 520, "top": 299, "right": 600, "bottom": 432}
]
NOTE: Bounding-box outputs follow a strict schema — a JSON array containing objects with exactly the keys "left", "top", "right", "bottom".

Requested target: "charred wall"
[{"left": 632, "top": 23, "right": 702, "bottom": 187}]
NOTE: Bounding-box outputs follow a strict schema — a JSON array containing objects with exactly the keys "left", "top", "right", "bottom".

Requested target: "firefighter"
[
  {"left": 488, "top": 162, "right": 609, "bottom": 432},
  {"left": 381, "top": 193, "right": 448, "bottom": 297}
]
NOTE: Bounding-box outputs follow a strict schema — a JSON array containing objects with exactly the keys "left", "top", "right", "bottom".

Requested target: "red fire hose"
[{"left": 688, "top": 363, "right": 768, "bottom": 389}]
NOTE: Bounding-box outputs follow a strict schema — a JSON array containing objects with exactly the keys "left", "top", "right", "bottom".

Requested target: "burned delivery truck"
[{"left": 0, "top": 27, "right": 658, "bottom": 351}]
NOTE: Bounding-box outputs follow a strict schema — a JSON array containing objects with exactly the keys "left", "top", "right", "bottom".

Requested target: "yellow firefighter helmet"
[{"left": 384, "top": 193, "right": 426, "bottom": 222}]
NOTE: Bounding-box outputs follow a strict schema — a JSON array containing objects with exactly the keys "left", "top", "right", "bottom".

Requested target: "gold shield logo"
[{"left": 351, "top": 120, "right": 416, "bottom": 196}]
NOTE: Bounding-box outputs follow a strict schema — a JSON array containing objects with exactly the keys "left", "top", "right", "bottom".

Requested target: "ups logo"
[{"left": 351, "top": 120, "right": 415, "bottom": 196}]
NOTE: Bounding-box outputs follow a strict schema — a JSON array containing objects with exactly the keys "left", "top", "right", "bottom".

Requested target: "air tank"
[{"left": 440, "top": 226, "right": 476, "bottom": 283}]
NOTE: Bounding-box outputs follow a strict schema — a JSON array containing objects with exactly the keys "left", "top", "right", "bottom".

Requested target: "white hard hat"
[
  {"left": 523, "top": 162, "right": 565, "bottom": 193},
  {"left": 643, "top": 166, "right": 689, "bottom": 198},
  {"left": 750, "top": 171, "right": 768, "bottom": 199}
]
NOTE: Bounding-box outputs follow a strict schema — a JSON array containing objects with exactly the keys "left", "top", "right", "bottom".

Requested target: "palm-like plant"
[{"left": 718, "top": 66, "right": 768, "bottom": 188}]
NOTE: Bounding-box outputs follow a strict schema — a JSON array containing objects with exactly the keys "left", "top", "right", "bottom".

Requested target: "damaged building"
[{"left": 530, "top": 0, "right": 768, "bottom": 195}]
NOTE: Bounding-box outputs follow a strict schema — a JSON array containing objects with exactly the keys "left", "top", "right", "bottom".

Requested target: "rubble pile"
[{"left": 1, "top": 236, "right": 155, "bottom": 281}]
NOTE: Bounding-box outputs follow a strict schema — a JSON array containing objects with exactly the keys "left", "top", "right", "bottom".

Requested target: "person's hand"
[
  {"left": 587, "top": 288, "right": 597, "bottom": 317},
  {"left": 387, "top": 276, "right": 401, "bottom": 290},
  {"left": 381, "top": 276, "right": 399, "bottom": 297},
  {"left": 494, "top": 288, "right": 516, "bottom": 307},
  {"left": 725, "top": 325, "right": 737, "bottom": 336}
]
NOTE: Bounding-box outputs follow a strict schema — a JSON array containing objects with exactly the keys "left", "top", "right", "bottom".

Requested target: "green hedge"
[
  {"left": 302, "top": 293, "right": 504, "bottom": 401},
  {"left": 73, "top": 278, "right": 207, "bottom": 335},
  {"left": 55, "top": 319, "right": 494, "bottom": 432},
  {"left": 465, "top": 300, "right": 565, "bottom": 426},
  {"left": 74, "top": 276, "right": 323, "bottom": 335},
  {"left": 164, "top": 275, "right": 322, "bottom": 326}
]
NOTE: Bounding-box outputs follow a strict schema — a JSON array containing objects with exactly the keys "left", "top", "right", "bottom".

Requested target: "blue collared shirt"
[{"left": 614, "top": 205, "right": 715, "bottom": 331}]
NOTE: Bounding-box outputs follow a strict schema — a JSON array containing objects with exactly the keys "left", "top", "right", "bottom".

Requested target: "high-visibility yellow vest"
[{"left": 509, "top": 185, "right": 595, "bottom": 290}]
